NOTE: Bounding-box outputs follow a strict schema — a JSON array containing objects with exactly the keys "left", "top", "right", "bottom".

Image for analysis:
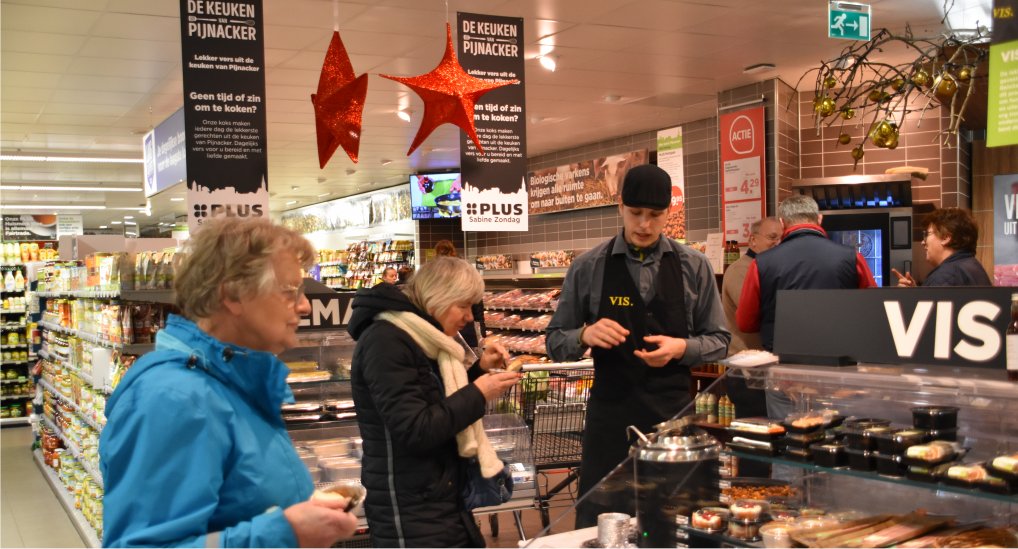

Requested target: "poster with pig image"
[{"left": 527, "top": 149, "right": 648, "bottom": 215}]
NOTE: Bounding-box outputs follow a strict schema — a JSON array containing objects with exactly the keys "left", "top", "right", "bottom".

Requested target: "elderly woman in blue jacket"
[{"left": 99, "top": 218, "right": 357, "bottom": 547}]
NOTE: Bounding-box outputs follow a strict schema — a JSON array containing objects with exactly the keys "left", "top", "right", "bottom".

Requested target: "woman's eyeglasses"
[{"left": 278, "top": 282, "right": 306, "bottom": 304}]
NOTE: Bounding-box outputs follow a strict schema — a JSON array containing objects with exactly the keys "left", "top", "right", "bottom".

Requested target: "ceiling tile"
[
  {"left": 592, "top": 0, "right": 734, "bottom": 32},
  {"left": 0, "top": 31, "right": 88, "bottom": 56},
  {"left": 65, "top": 57, "right": 175, "bottom": 80},
  {"left": 78, "top": 37, "right": 180, "bottom": 62},
  {"left": 0, "top": 4, "right": 103, "bottom": 34},
  {"left": 90, "top": 12, "right": 180, "bottom": 41}
]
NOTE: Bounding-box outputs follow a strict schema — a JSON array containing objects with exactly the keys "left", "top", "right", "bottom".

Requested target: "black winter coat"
[{"left": 347, "top": 284, "right": 488, "bottom": 548}]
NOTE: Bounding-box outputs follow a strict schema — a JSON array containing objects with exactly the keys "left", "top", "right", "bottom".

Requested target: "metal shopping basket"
[{"left": 484, "top": 361, "right": 594, "bottom": 530}]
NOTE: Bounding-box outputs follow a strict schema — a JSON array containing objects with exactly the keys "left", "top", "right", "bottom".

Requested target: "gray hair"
[
  {"left": 404, "top": 256, "right": 484, "bottom": 319},
  {"left": 751, "top": 216, "right": 780, "bottom": 234},
  {"left": 173, "top": 217, "right": 316, "bottom": 320},
  {"left": 778, "top": 194, "right": 820, "bottom": 225}
]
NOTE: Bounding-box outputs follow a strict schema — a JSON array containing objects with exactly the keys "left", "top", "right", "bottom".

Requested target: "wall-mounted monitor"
[{"left": 410, "top": 172, "right": 461, "bottom": 219}]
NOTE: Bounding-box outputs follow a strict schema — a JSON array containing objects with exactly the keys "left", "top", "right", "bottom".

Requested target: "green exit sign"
[{"left": 829, "top": 1, "right": 871, "bottom": 41}]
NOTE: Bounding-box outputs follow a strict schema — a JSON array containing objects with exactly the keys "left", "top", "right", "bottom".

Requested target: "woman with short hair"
[
  {"left": 347, "top": 256, "right": 519, "bottom": 547},
  {"left": 893, "top": 208, "right": 992, "bottom": 287},
  {"left": 101, "top": 217, "right": 358, "bottom": 548}
]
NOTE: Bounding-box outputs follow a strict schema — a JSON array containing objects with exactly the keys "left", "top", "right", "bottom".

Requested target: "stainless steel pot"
[{"left": 630, "top": 418, "right": 721, "bottom": 548}]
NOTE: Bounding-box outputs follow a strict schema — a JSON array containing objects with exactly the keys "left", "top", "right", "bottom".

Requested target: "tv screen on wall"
[{"left": 410, "top": 172, "right": 462, "bottom": 219}]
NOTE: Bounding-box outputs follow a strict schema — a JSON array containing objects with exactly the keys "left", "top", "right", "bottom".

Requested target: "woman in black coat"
[{"left": 347, "top": 257, "right": 519, "bottom": 548}]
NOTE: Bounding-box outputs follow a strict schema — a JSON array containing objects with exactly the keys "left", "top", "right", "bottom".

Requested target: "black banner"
[
  {"left": 457, "top": 12, "right": 528, "bottom": 231},
  {"left": 774, "top": 288, "right": 1013, "bottom": 369},
  {"left": 993, "top": 0, "right": 1018, "bottom": 44},
  {"left": 180, "top": 0, "right": 269, "bottom": 232}
]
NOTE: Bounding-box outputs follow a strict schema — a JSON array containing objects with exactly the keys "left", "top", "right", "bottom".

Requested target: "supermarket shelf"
[
  {"left": 484, "top": 305, "right": 556, "bottom": 313},
  {"left": 40, "top": 378, "right": 107, "bottom": 430},
  {"left": 0, "top": 416, "right": 31, "bottom": 426},
  {"left": 1, "top": 394, "right": 32, "bottom": 401},
  {"left": 481, "top": 273, "right": 565, "bottom": 281},
  {"left": 1, "top": 323, "right": 28, "bottom": 329},
  {"left": 40, "top": 415, "right": 104, "bottom": 489},
  {"left": 0, "top": 343, "right": 28, "bottom": 349},
  {"left": 36, "top": 289, "right": 120, "bottom": 299},
  {"left": 40, "top": 321, "right": 150, "bottom": 354},
  {"left": 0, "top": 263, "right": 26, "bottom": 268},
  {"left": 0, "top": 309, "right": 28, "bottom": 314},
  {"left": 120, "top": 289, "right": 176, "bottom": 304},
  {"left": 39, "top": 320, "right": 75, "bottom": 336},
  {"left": 1, "top": 378, "right": 31, "bottom": 383},
  {"left": 32, "top": 450, "right": 102, "bottom": 548},
  {"left": 1, "top": 360, "right": 30, "bottom": 366}
]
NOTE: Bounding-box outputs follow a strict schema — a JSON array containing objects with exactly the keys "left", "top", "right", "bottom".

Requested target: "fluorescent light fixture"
[
  {"left": 538, "top": 55, "right": 557, "bottom": 72},
  {"left": 170, "top": 197, "right": 185, "bottom": 202},
  {"left": 124, "top": 215, "right": 134, "bottom": 220},
  {"left": 0, "top": 185, "right": 141, "bottom": 192},
  {"left": 111, "top": 221, "right": 123, "bottom": 225},
  {"left": 380, "top": 159, "right": 392, "bottom": 166},
  {"left": 99, "top": 225, "right": 108, "bottom": 229},
  {"left": 0, "top": 155, "right": 143, "bottom": 164},
  {"left": 743, "top": 63, "right": 776, "bottom": 74},
  {"left": 396, "top": 110, "right": 412, "bottom": 123},
  {"left": 603, "top": 94, "right": 622, "bottom": 103},
  {"left": 285, "top": 200, "right": 299, "bottom": 205},
  {"left": 317, "top": 192, "right": 331, "bottom": 198},
  {"left": 0, "top": 204, "right": 106, "bottom": 210}
]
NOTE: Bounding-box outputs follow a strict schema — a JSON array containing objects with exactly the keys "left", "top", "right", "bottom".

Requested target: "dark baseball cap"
[{"left": 621, "top": 164, "right": 671, "bottom": 210}]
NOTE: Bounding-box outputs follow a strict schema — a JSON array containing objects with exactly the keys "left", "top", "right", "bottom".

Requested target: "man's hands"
[
  {"left": 580, "top": 318, "right": 629, "bottom": 349},
  {"left": 580, "top": 319, "right": 686, "bottom": 367},
  {"left": 634, "top": 335, "right": 687, "bottom": 367},
  {"left": 892, "top": 268, "right": 916, "bottom": 287}
]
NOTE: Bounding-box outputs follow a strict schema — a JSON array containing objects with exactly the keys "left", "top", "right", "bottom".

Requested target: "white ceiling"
[{"left": 0, "top": 0, "right": 960, "bottom": 230}]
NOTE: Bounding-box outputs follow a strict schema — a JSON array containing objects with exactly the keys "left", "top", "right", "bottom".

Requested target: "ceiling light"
[
  {"left": 0, "top": 204, "right": 107, "bottom": 210},
  {"left": 99, "top": 225, "right": 108, "bottom": 229},
  {"left": 396, "top": 110, "right": 412, "bottom": 123},
  {"left": 538, "top": 55, "right": 557, "bottom": 72},
  {"left": 285, "top": 200, "right": 298, "bottom": 205},
  {"left": 290, "top": 185, "right": 299, "bottom": 190},
  {"left": 170, "top": 197, "right": 185, "bottom": 202},
  {"left": 0, "top": 185, "right": 141, "bottom": 192},
  {"left": 743, "top": 63, "right": 776, "bottom": 74},
  {"left": 380, "top": 159, "right": 392, "bottom": 166},
  {"left": 0, "top": 155, "right": 143, "bottom": 164},
  {"left": 111, "top": 221, "right": 123, "bottom": 225},
  {"left": 124, "top": 215, "right": 134, "bottom": 220},
  {"left": 317, "top": 192, "right": 331, "bottom": 198},
  {"left": 603, "top": 94, "right": 622, "bottom": 103}
]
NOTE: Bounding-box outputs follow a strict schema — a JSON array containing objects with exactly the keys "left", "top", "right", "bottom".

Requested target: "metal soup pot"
[
  {"left": 629, "top": 419, "right": 721, "bottom": 548},
  {"left": 434, "top": 192, "right": 461, "bottom": 217}
]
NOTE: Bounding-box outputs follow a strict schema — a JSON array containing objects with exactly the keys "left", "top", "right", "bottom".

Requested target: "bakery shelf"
[
  {"left": 728, "top": 450, "right": 1018, "bottom": 504},
  {"left": 1, "top": 416, "right": 30, "bottom": 426},
  {"left": 32, "top": 449, "right": 102, "bottom": 548},
  {"left": 40, "top": 415, "right": 104, "bottom": 490}
]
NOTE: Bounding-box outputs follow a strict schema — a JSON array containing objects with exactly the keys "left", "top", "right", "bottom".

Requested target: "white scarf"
[{"left": 377, "top": 311, "right": 504, "bottom": 478}]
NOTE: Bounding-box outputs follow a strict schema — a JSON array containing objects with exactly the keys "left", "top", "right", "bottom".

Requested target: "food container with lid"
[
  {"left": 906, "top": 461, "right": 955, "bottom": 483},
  {"left": 727, "top": 518, "right": 762, "bottom": 541},
  {"left": 926, "top": 427, "right": 958, "bottom": 442},
  {"left": 911, "top": 406, "right": 959, "bottom": 430},
  {"left": 845, "top": 447, "right": 876, "bottom": 471},
  {"left": 873, "top": 452, "right": 907, "bottom": 477},
  {"left": 812, "top": 442, "right": 848, "bottom": 468},
  {"left": 783, "top": 429, "right": 826, "bottom": 448},
  {"left": 760, "top": 521, "right": 793, "bottom": 548},
  {"left": 730, "top": 499, "right": 768, "bottom": 520},
  {"left": 873, "top": 428, "right": 931, "bottom": 455},
  {"left": 988, "top": 453, "right": 1018, "bottom": 481},
  {"left": 784, "top": 445, "right": 812, "bottom": 462},
  {"left": 844, "top": 424, "right": 895, "bottom": 452},
  {"left": 630, "top": 419, "right": 721, "bottom": 548},
  {"left": 903, "top": 440, "right": 962, "bottom": 467},
  {"left": 320, "top": 457, "right": 360, "bottom": 481},
  {"left": 690, "top": 507, "right": 729, "bottom": 532}
]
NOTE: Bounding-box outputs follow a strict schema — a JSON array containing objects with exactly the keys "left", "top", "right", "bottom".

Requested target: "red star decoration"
[
  {"left": 311, "top": 31, "right": 368, "bottom": 166},
  {"left": 381, "top": 23, "right": 517, "bottom": 156}
]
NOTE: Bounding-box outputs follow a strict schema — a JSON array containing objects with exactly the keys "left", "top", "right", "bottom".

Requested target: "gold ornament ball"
[
  {"left": 838, "top": 133, "right": 852, "bottom": 145},
  {"left": 886, "top": 132, "right": 899, "bottom": 150},
  {"left": 840, "top": 108, "right": 855, "bottom": 120},
  {"left": 817, "top": 97, "right": 836, "bottom": 117},
  {"left": 868, "top": 89, "right": 884, "bottom": 102},
  {"left": 851, "top": 146, "right": 865, "bottom": 160},
  {"left": 958, "top": 66, "right": 973, "bottom": 82},
  {"left": 935, "top": 75, "right": 958, "bottom": 98},
  {"left": 872, "top": 133, "right": 887, "bottom": 148},
  {"left": 890, "top": 78, "right": 906, "bottom": 91},
  {"left": 824, "top": 75, "right": 838, "bottom": 89},
  {"left": 911, "top": 69, "right": 931, "bottom": 88}
]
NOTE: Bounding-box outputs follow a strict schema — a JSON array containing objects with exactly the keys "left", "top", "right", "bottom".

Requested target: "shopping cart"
[{"left": 484, "top": 361, "right": 594, "bottom": 529}]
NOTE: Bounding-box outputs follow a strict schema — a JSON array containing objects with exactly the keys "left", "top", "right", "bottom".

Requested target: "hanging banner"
[
  {"left": 457, "top": 12, "right": 528, "bottom": 231},
  {"left": 143, "top": 107, "right": 187, "bottom": 198},
  {"left": 657, "top": 127, "right": 686, "bottom": 241},
  {"left": 527, "top": 150, "right": 649, "bottom": 215},
  {"left": 179, "top": 0, "right": 269, "bottom": 233},
  {"left": 988, "top": 0, "right": 1018, "bottom": 147},
  {"left": 994, "top": 173, "right": 1018, "bottom": 286},
  {"left": 719, "top": 105, "right": 766, "bottom": 245},
  {"left": 2, "top": 215, "right": 57, "bottom": 241}
]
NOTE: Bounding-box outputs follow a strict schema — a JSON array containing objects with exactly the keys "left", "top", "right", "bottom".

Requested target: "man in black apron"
[{"left": 546, "top": 164, "right": 731, "bottom": 528}]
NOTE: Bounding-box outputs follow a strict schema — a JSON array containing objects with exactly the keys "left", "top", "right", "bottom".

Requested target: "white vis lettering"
[{"left": 884, "top": 300, "right": 1002, "bottom": 362}]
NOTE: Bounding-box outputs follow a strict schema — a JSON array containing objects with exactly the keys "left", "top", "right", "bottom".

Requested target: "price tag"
[{"left": 475, "top": 260, "right": 485, "bottom": 271}]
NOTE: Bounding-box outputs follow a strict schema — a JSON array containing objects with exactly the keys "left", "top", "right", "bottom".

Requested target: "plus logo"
[
  {"left": 194, "top": 204, "right": 209, "bottom": 218},
  {"left": 466, "top": 203, "right": 478, "bottom": 215}
]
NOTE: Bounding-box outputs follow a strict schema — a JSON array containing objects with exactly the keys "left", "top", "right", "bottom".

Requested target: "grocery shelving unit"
[
  {"left": 32, "top": 450, "right": 102, "bottom": 548},
  {"left": 1, "top": 263, "right": 33, "bottom": 425}
]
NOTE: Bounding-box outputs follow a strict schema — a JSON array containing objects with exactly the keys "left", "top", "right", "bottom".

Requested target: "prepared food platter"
[
  {"left": 727, "top": 417, "right": 786, "bottom": 441},
  {"left": 782, "top": 410, "right": 844, "bottom": 433}
]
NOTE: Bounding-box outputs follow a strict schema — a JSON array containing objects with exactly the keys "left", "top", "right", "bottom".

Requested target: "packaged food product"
[
  {"left": 945, "top": 463, "right": 988, "bottom": 483},
  {"left": 872, "top": 428, "right": 931, "bottom": 455},
  {"left": 759, "top": 521, "right": 793, "bottom": 548},
  {"left": 691, "top": 507, "right": 729, "bottom": 532},
  {"left": 845, "top": 447, "right": 876, "bottom": 471},
  {"left": 903, "top": 440, "right": 961, "bottom": 466},
  {"left": 729, "top": 417, "right": 785, "bottom": 440},
  {"left": 784, "top": 445, "right": 812, "bottom": 462},
  {"left": 988, "top": 452, "right": 1018, "bottom": 480},
  {"left": 730, "top": 499, "right": 768, "bottom": 520},
  {"left": 873, "top": 452, "right": 908, "bottom": 477},
  {"left": 910, "top": 405, "right": 959, "bottom": 430},
  {"left": 783, "top": 429, "right": 827, "bottom": 448},
  {"left": 727, "top": 518, "right": 762, "bottom": 541},
  {"left": 812, "top": 443, "right": 848, "bottom": 468},
  {"left": 844, "top": 424, "right": 894, "bottom": 451}
]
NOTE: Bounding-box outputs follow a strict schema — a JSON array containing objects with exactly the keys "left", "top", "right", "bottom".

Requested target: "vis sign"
[
  {"left": 298, "top": 291, "right": 354, "bottom": 331},
  {"left": 774, "top": 288, "right": 1011, "bottom": 368}
]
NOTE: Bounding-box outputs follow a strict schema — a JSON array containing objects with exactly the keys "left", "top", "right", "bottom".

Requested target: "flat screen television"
[{"left": 410, "top": 172, "right": 462, "bottom": 219}]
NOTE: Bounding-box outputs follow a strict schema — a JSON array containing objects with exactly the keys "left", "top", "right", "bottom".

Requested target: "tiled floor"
[{"left": 1, "top": 425, "right": 86, "bottom": 548}]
